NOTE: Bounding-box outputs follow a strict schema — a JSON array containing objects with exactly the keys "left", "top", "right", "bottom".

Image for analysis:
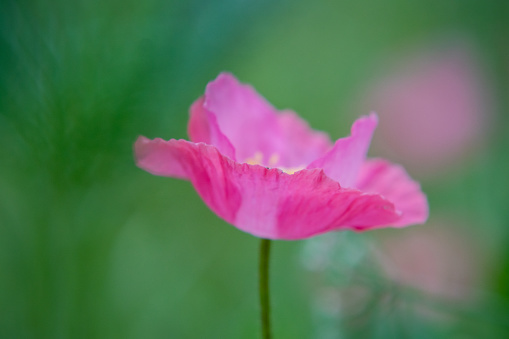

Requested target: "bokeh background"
[{"left": 1, "top": 0, "right": 509, "bottom": 338}]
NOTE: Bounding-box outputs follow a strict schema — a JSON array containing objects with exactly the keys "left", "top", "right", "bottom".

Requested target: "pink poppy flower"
[{"left": 135, "top": 73, "right": 428, "bottom": 240}]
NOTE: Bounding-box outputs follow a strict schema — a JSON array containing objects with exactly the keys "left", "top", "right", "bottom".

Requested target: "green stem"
[{"left": 259, "top": 238, "right": 272, "bottom": 339}]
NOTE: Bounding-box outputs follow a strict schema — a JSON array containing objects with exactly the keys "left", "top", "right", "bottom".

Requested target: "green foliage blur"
[{"left": 1, "top": 0, "right": 508, "bottom": 338}]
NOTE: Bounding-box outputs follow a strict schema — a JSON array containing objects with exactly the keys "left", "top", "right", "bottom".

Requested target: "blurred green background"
[{"left": 1, "top": 0, "right": 508, "bottom": 338}]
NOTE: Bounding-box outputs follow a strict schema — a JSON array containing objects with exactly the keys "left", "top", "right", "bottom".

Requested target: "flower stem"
[{"left": 259, "top": 238, "right": 272, "bottom": 339}]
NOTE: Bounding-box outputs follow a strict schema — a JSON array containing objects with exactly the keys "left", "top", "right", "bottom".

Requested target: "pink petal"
[
  {"left": 276, "top": 111, "right": 331, "bottom": 167},
  {"left": 355, "top": 159, "right": 429, "bottom": 227},
  {"left": 135, "top": 137, "right": 402, "bottom": 240},
  {"left": 307, "top": 113, "right": 378, "bottom": 188},
  {"left": 135, "top": 136, "right": 190, "bottom": 179},
  {"left": 188, "top": 96, "right": 236, "bottom": 160},
  {"left": 201, "top": 73, "right": 331, "bottom": 167},
  {"left": 135, "top": 136, "right": 241, "bottom": 223}
]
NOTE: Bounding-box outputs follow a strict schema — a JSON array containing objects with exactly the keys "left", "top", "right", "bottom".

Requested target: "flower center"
[{"left": 245, "top": 152, "right": 304, "bottom": 174}]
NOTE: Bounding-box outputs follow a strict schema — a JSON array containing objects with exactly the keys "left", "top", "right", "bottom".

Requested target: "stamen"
[
  {"left": 246, "top": 151, "right": 264, "bottom": 165},
  {"left": 245, "top": 151, "right": 304, "bottom": 174},
  {"left": 279, "top": 166, "right": 304, "bottom": 174},
  {"left": 268, "top": 153, "right": 280, "bottom": 167}
]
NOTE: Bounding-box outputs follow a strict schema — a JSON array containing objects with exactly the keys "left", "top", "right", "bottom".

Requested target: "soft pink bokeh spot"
[
  {"left": 135, "top": 73, "right": 428, "bottom": 239},
  {"left": 377, "top": 219, "right": 482, "bottom": 301},
  {"left": 362, "top": 43, "right": 491, "bottom": 176}
]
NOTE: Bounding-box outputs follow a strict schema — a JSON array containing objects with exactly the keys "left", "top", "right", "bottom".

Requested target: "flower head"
[{"left": 135, "top": 73, "right": 428, "bottom": 240}]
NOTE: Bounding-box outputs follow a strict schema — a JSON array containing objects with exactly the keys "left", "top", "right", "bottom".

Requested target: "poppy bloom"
[{"left": 135, "top": 73, "right": 428, "bottom": 240}]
